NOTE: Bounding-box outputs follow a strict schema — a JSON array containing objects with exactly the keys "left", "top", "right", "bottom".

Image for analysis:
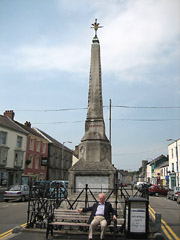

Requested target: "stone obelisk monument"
[{"left": 69, "top": 19, "right": 116, "bottom": 193}]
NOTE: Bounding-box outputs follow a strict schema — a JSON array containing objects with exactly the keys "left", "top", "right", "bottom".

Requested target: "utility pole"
[{"left": 109, "top": 99, "right": 111, "bottom": 144}]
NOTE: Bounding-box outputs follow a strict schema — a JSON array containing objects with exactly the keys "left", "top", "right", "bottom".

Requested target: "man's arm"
[
  {"left": 78, "top": 206, "right": 93, "bottom": 213},
  {"left": 109, "top": 203, "right": 117, "bottom": 220}
]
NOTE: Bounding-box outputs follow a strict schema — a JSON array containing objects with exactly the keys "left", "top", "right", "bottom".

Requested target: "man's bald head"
[{"left": 99, "top": 193, "right": 105, "bottom": 204}]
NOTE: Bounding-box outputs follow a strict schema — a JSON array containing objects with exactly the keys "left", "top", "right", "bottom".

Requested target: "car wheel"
[
  {"left": 21, "top": 196, "right": 25, "bottom": 202},
  {"left": 155, "top": 193, "right": 159, "bottom": 197},
  {"left": 5, "top": 199, "right": 9, "bottom": 202}
]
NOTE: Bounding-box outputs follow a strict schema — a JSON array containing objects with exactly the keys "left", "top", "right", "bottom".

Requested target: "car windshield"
[
  {"left": 51, "top": 182, "right": 65, "bottom": 188},
  {"left": 175, "top": 187, "right": 180, "bottom": 191},
  {"left": 9, "top": 185, "right": 22, "bottom": 191}
]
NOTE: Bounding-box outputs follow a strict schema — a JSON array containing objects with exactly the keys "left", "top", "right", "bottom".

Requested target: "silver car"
[
  {"left": 167, "top": 187, "right": 180, "bottom": 201},
  {"left": 4, "top": 184, "right": 29, "bottom": 202}
]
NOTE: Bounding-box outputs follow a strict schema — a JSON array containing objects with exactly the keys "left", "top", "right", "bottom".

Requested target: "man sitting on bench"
[{"left": 78, "top": 193, "right": 117, "bottom": 240}]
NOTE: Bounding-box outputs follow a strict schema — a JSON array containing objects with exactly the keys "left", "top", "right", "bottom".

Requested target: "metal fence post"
[
  {"left": 155, "top": 212, "right": 162, "bottom": 233},
  {"left": 85, "top": 184, "right": 88, "bottom": 208}
]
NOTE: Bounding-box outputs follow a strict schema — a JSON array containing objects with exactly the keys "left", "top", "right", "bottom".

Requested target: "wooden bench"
[{"left": 46, "top": 209, "right": 123, "bottom": 239}]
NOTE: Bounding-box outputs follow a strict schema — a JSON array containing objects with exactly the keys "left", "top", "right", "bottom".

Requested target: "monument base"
[{"left": 68, "top": 159, "right": 116, "bottom": 195}]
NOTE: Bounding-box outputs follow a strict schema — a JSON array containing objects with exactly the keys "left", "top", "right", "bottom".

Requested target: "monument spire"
[
  {"left": 68, "top": 20, "right": 116, "bottom": 195},
  {"left": 82, "top": 19, "right": 108, "bottom": 141}
]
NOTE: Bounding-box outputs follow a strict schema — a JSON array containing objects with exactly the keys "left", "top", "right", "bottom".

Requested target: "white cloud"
[
  {"left": 100, "top": 0, "right": 180, "bottom": 74},
  {"left": 14, "top": 44, "right": 89, "bottom": 73},
  {"left": 0, "top": 0, "right": 179, "bottom": 84}
]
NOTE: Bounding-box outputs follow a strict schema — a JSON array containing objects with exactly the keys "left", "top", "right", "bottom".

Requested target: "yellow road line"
[
  {"left": 0, "top": 222, "right": 27, "bottom": 240},
  {"left": 149, "top": 205, "right": 180, "bottom": 240},
  {"left": 0, "top": 232, "right": 12, "bottom": 240},
  {"left": 161, "top": 219, "right": 180, "bottom": 240},
  {"left": 0, "top": 229, "right": 13, "bottom": 238},
  {"left": 161, "top": 225, "right": 173, "bottom": 240},
  {"left": 20, "top": 223, "right": 27, "bottom": 228}
]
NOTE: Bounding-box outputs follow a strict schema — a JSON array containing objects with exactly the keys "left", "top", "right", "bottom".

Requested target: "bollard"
[{"left": 155, "top": 212, "right": 162, "bottom": 233}]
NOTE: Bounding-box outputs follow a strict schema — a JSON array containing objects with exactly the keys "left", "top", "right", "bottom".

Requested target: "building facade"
[
  {"left": 35, "top": 128, "right": 73, "bottom": 181},
  {"left": 0, "top": 111, "right": 28, "bottom": 186},
  {"left": 16, "top": 121, "right": 49, "bottom": 183},
  {"left": 149, "top": 155, "right": 168, "bottom": 185},
  {"left": 168, "top": 139, "right": 180, "bottom": 188}
]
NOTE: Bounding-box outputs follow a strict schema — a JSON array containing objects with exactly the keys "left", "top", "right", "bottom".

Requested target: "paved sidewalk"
[{"left": 5, "top": 229, "right": 128, "bottom": 240}]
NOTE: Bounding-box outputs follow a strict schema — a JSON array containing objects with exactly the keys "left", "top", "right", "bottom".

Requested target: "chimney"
[
  {"left": 4, "top": 110, "right": 15, "bottom": 120},
  {"left": 75, "top": 145, "right": 79, "bottom": 158},
  {"left": 24, "top": 121, "right": 31, "bottom": 128}
]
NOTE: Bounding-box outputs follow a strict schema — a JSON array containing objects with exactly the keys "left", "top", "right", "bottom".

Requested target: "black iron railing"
[{"left": 26, "top": 183, "right": 148, "bottom": 228}]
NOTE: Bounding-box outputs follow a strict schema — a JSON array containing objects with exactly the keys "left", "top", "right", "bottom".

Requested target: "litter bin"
[{"left": 124, "top": 197, "right": 149, "bottom": 239}]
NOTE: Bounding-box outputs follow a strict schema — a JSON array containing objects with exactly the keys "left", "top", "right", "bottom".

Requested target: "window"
[
  {"left": 0, "top": 131, "right": 7, "bottom": 144},
  {"left": 40, "top": 174, "right": 44, "bottom": 181},
  {"left": 36, "top": 141, "right": 40, "bottom": 152},
  {"left": 35, "top": 156, "right": 39, "bottom": 169},
  {"left": 30, "top": 138, "right": 34, "bottom": 150},
  {"left": 171, "top": 149, "right": 174, "bottom": 159},
  {"left": 172, "top": 163, "right": 174, "bottom": 172},
  {"left": 28, "top": 155, "right": 33, "bottom": 169},
  {"left": 42, "top": 143, "right": 46, "bottom": 153},
  {"left": 16, "top": 136, "right": 23, "bottom": 148},
  {"left": 0, "top": 149, "right": 8, "bottom": 165},
  {"left": 14, "top": 151, "right": 23, "bottom": 167}
]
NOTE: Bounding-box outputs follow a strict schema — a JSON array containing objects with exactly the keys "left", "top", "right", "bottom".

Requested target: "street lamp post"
[
  {"left": 167, "top": 139, "right": 179, "bottom": 187},
  {"left": 62, "top": 141, "right": 72, "bottom": 180}
]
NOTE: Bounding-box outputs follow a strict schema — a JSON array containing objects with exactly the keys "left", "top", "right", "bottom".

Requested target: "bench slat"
[
  {"left": 50, "top": 222, "right": 122, "bottom": 228},
  {"left": 51, "top": 222, "right": 89, "bottom": 227},
  {"left": 55, "top": 218, "right": 88, "bottom": 221}
]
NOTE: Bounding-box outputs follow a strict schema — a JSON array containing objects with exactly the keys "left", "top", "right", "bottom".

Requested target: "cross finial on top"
[{"left": 91, "top": 19, "right": 103, "bottom": 37}]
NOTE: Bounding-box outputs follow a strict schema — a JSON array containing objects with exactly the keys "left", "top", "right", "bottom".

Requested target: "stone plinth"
[{"left": 68, "top": 159, "right": 116, "bottom": 194}]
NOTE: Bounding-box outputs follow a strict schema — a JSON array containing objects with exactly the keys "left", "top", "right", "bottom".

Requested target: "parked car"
[
  {"left": 31, "top": 180, "right": 51, "bottom": 197},
  {"left": 4, "top": 184, "right": 29, "bottom": 202},
  {"left": 177, "top": 192, "right": 180, "bottom": 204},
  {"left": 50, "top": 180, "right": 68, "bottom": 198},
  {"left": 134, "top": 182, "right": 147, "bottom": 189},
  {"left": 148, "top": 185, "right": 168, "bottom": 196},
  {"left": 167, "top": 187, "right": 180, "bottom": 201}
]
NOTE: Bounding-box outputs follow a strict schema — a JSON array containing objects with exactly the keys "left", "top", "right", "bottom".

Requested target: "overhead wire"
[
  {"left": 1, "top": 105, "right": 180, "bottom": 112},
  {"left": 113, "top": 147, "right": 167, "bottom": 156}
]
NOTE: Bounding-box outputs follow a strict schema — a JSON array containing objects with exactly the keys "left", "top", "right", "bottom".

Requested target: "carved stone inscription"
[{"left": 75, "top": 176, "right": 109, "bottom": 192}]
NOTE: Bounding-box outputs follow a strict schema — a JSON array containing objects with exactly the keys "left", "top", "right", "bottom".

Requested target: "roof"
[
  {"left": 0, "top": 115, "right": 28, "bottom": 135},
  {"left": 15, "top": 121, "right": 46, "bottom": 140},
  {"left": 34, "top": 128, "right": 73, "bottom": 153},
  {"left": 149, "top": 154, "right": 167, "bottom": 165},
  {"left": 159, "top": 161, "right": 169, "bottom": 168}
]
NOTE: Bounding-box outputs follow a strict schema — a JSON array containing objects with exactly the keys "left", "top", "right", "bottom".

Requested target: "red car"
[{"left": 148, "top": 185, "right": 168, "bottom": 196}]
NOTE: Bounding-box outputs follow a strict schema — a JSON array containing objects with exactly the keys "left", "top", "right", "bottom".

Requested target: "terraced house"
[
  {"left": 15, "top": 121, "right": 49, "bottom": 183},
  {"left": 0, "top": 111, "right": 28, "bottom": 186}
]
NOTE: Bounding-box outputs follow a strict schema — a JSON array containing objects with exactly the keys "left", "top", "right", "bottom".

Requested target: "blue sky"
[{"left": 0, "top": 0, "right": 180, "bottom": 171}]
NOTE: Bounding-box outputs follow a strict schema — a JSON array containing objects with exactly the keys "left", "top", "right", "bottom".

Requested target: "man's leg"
[
  {"left": 89, "top": 217, "right": 100, "bottom": 239},
  {"left": 100, "top": 219, "right": 107, "bottom": 240}
]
